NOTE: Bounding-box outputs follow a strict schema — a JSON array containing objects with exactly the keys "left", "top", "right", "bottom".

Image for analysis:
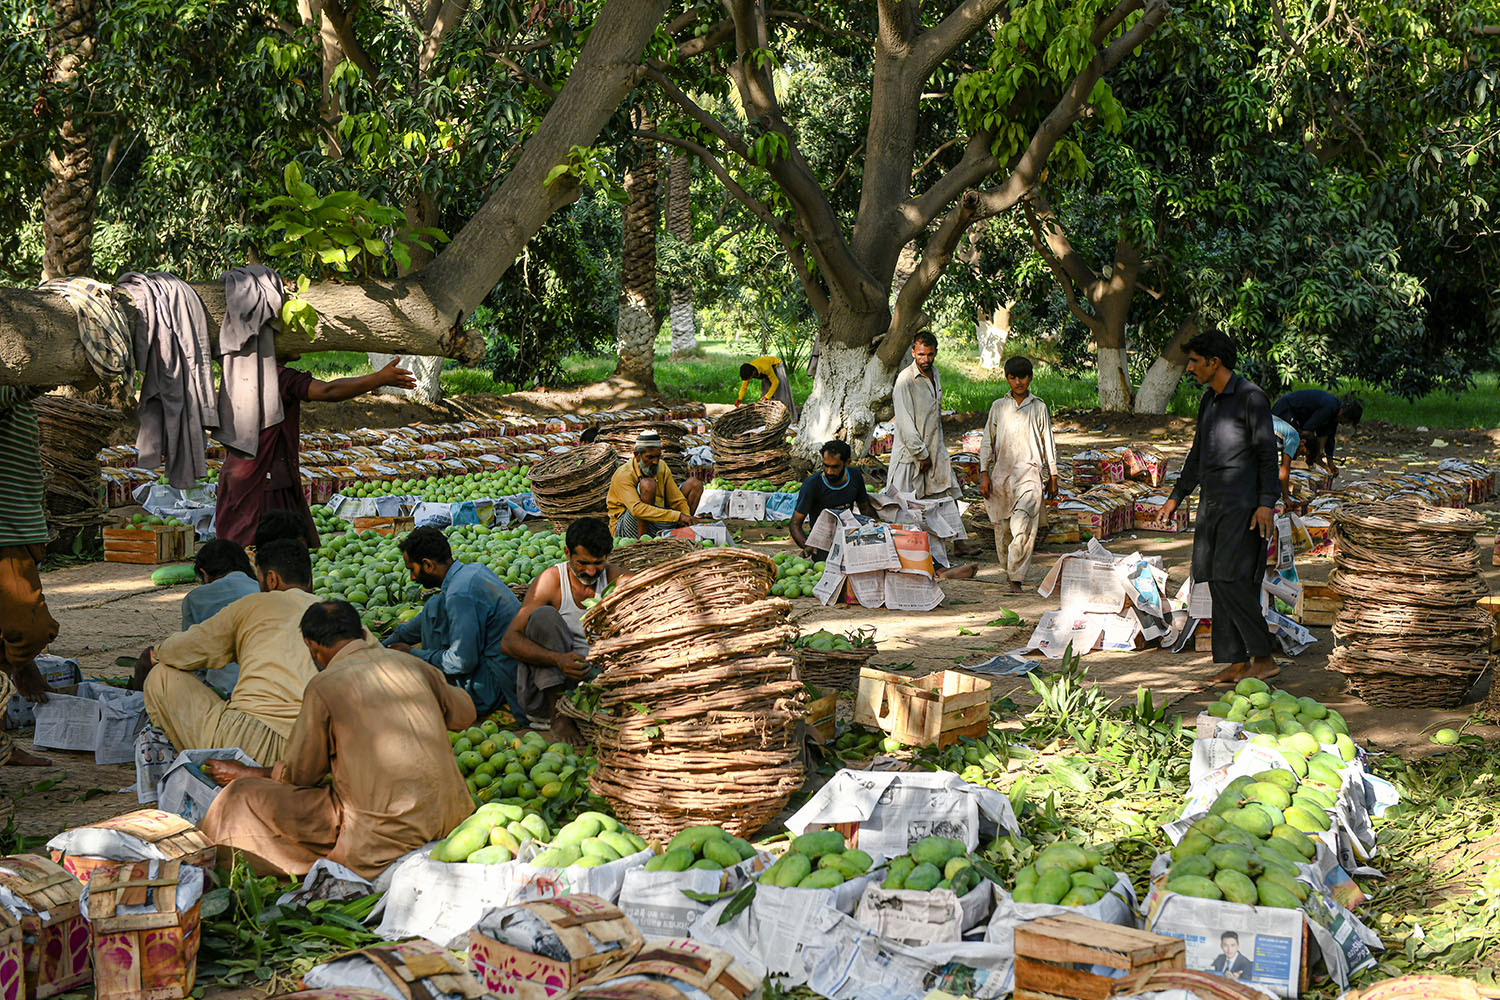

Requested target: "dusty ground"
[{"left": 12, "top": 400, "right": 1500, "bottom": 844}]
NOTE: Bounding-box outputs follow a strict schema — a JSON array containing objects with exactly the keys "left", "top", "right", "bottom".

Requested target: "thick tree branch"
[
  {"left": 1090, "top": 0, "right": 1141, "bottom": 45},
  {"left": 418, "top": 0, "right": 471, "bottom": 77},
  {"left": 319, "top": 0, "right": 384, "bottom": 87},
  {"left": 912, "top": 0, "right": 1008, "bottom": 80},
  {"left": 678, "top": 19, "right": 735, "bottom": 59},
  {"left": 975, "top": 0, "right": 1169, "bottom": 219},
  {"left": 876, "top": 0, "right": 918, "bottom": 51},
  {"left": 899, "top": 131, "right": 999, "bottom": 241},
  {"left": 494, "top": 53, "right": 561, "bottom": 101},
  {"left": 1023, "top": 191, "right": 1099, "bottom": 291},
  {"left": 769, "top": 9, "right": 873, "bottom": 45},
  {"left": 880, "top": 191, "right": 981, "bottom": 365}
]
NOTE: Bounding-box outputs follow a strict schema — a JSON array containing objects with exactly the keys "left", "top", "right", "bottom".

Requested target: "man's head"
[
  {"left": 1183, "top": 330, "right": 1239, "bottom": 387},
  {"left": 255, "top": 538, "right": 313, "bottom": 592},
  {"left": 564, "top": 517, "right": 613, "bottom": 586},
  {"left": 820, "top": 440, "right": 852, "bottom": 481},
  {"left": 399, "top": 526, "right": 453, "bottom": 588},
  {"left": 1220, "top": 931, "right": 1240, "bottom": 956},
  {"left": 740, "top": 363, "right": 759, "bottom": 381},
  {"left": 634, "top": 430, "right": 664, "bottom": 478},
  {"left": 300, "top": 600, "right": 364, "bottom": 668},
  {"left": 1003, "top": 356, "right": 1034, "bottom": 397},
  {"left": 1339, "top": 397, "right": 1363, "bottom": 426},
  {"left": 194, "top": 539, "right": 253, "bottom": 585},
  {"left": 254, "top": 509, "right": 310, "bottom": 549},
  {"left": 912, "top": 332, "right": 938, "bottom": 376}
]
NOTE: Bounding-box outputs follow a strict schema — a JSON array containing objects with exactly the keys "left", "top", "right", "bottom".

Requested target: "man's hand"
[
  {"left": 553, "top": 651, "right": 588, "bottom": 681},
  {"left": 388, "top": 641, "right": 413, "bottom": 653},
  {"left": 681, "top": 514, "right": 701, "bottom": 527},
  {"left": 376, "top": 359, "right": 417, "bottom": 391},
  {"left": 11, "top": 660, "right": 50, "bottom": 704},
  {"left": 1045, "top": 475, "right": 1058, "bottom": 499},
  {"left": 919, "top": 456, "right": 933, "bottom": 473},
  {"left": 1160, "top": 498, "right": 1180, "bottom": 521},
  {"left": 978, "top": 477, "right": 991, "bottom": 499},
  {"left": 204, "top": 759, "right": 268, "bottom": 786},
  {"left": 1251, "top": 506, "right": 1275, "bottom": 540}
]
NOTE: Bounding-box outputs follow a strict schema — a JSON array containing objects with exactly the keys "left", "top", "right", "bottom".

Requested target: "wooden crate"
[
  {"left": 1478, "top": 596, "right": 1500, "bottom": 653},
  {"left": 853, "top": 668, "right": 991, "bottom": 748},
  {"left": 1193, "top": 621, "right": 1213, "bottom": 652},
  {"left": 307, "top": 940, "right": 484, "bottom": 1000},
  {"left": 1293, "top": 583, "right": 1343, "bottom": 628},
  {"left": 579, "top": 940, "right": 761, "bottom": 1000},
  {"left": 1014, "top": 913, "right": 1183, "bottom": 1000},
  {"left": 102, "top": 526, "right": 193, "bottom": 566},
  {"left": 0, "top": 854, "right": 91, "bottom": 999},
  {"left": 350, "top": 516, "right": 415, "bottom": 536},
  {"left": 0, "top": 907, "right": 23, "bottom": 1000},
  {"left": 49, "top": 810, "right": 214, "bottom": 885},
  {"left": 86, "top": 860, "right": 201, "bottom": 1000},
  {"left": 468, "top": 894, "right": 642, "bottom": 1000}
]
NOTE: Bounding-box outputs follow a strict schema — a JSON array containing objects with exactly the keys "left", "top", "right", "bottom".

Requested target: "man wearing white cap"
[{"left": 606, "top": 430, "right": 700, "bottom": 539}]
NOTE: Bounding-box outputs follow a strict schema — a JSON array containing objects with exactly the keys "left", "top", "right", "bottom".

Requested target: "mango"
[
  {"left": 1280, "top": 749, "right": 1309, "bottom": 778},
  {"left": 1235, "top": 677, "right": 1270, "bottom": 696},
  {"left": 1224, "top": 808, "right": 1275, "bottom": 839},
  {"left": 556, "top": 816, "right": 603, "bottom": 844},
  {"left": 951, "top": 867, "right": 981, "bottom": 897},
  {"left": 764, "top": 851, "right": 812, "bottom": 887},
  {"left": 1012, "top": 885, "right": 1035, "bottom": 903},
  {"left": 843, "top": 848, "right": 873, "bottom": 873},
  {"left": 1166, "top": 875, "right": 1222, "bottom": 900},
  {"left": 1032, "top": 867, "right": 1071, "bottom": 905},
  {"left": 1256, "top": 878, "right": 1302, "bottom": 910},
  {"left": 489, "top": 827, "right": 522, "bottom": 853},
  {"left": 702, "top": 838, "right": 743, "bottom": 869},
  {"left": 670, "top": 825, "right": 729, "bottom": 855},
  {"left": 1014, "top": 865, "right": 1039, "bottom": 889},
  {"left": 904, "top": 862, "right": 943, "bottom": 892},
  {"left": 1206, "top": 702, "right": 1231, "bottom": 718},
  {"left": 434, "top": 826, "right": 489, "bottom": 862},
  {"left": 581, "top": 837, "right": 621, "bottom": 862},
  {"left": 791, "top": 829, "right": 847, "bottom": 858},
  {"left": 1271, "top": 825, "right": 1317, "bottom": 860},
  {"left": 1283, "top": 805, "right": 1331, "bottom": 833},
  {"left": 1335, "top": 734, "right": 1357, "bottom": 761},
  {"left": 1171, "top": 833, "right": 1213, "bottom": 861},
  {"left": 818, "top": 853, "right": 866, "bottom": 880},
  {"left": 884, "top": 856, "right": 916, "bottom": 889},
  {"left": 1169, "top": 855, "right": 1214, "bottom": 880},
  {"left": 1262, "top": 870, "right": 1309, "bottom": 902},
  {"left": 1188, "top": 815, "right": 1226, "bottom": 839},
  {"left": 519, "top": 813, "right": 551, "bottom": 842},
  {"left": 796, "top": 869, "right": 845, "bottom": 889},
  {"left": 1252, "top": 768, "right": 1297, "bottom": 791},
  {"left": 1257, "top": 848, "right": 1300, "bottom": 879},
  {"left": 1059, "top": 887, "right": 1100, "bottom": 906},
  {"left": 1325, "top": 710, "right": 1349, "bottom": 736},
  {"left": 656, "top": 846, "right": 695, "bottom": 872},
  {"left": 1214, "top": 869, "right": 1259, "bottom": 905},
  {"left": 531, "top": 844, "right": 581, "bottom": 868},
  {"left": 1070, "top": 870, "right": 1108, "bottom": 892},
  {"left": 1246, "top": 781, "right": 1293, "bottom": 810},
  {"left": 466, "top": 845, "right": 513, "bottom": 865},
  {"left": 574, "top": 810, "right": 618, "bottom": 833},
  {"left": 1282, "top": 732, "right": 1320, "bottom": 758},
  {"left": 911, "top": 836, "right": 967, "bottom": 868},
  {"left": 1207, "top": 844, "right": 1259, "bottom": 876},
  {"left": 1297, "top": 696, "right": 1327, "bottom": 720},
  {"left": 599, "top": 831, "right": 639, "bottom": 859},
  {"left": 692, "top": 858, "right": 724, "bottom": 870},
  {"left": 1034, "top": 843, "right": 1089, "bottom": 874},
  {"left": 729, "top": 836, "right": 757, "bottom": 860}
]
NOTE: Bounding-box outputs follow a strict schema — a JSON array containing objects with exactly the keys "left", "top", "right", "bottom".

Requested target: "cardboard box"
[
  {"left": 853, "top": 668, "right": 991, "bottom": 748},
  {"left": 467, "top": 895, "right": 642, "bottom": 1000},
  {"left": 0, "top": 907, "right": 21, "bottom": 1000},
  {"left": 0, "top": 854, "right": 92, "bottom": 999},
  {"left": 47, "top": 810, "right": 214, "bottom": 886},
  {"left": 86, "top": 860, "right": 202, "bottom": 1000}
]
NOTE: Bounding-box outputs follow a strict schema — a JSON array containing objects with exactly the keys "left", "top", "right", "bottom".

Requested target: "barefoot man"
[{"left": 1161, "top": 330, "right": 1280, "bottom": 685}]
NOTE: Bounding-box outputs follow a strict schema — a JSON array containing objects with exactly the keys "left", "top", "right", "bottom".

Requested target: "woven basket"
[
  {"left": 709, "top": 400, "right": 793, "bottom": 484},
  {"left": 581, "top": 548, "right": 776, "bottom": 640},
  {"left": 1327, "top": 648, "right": 1489, "bottom": 708},
  {"left": 1343, "top": 974, "right": 1497, "bottom": 1000},
  {"left": 528, "top": 443, "right": 619, "bottom": 521},
  {"left": 611, "top": 535, "right": 700, "bottom": 571},
  {"left": 797, "top": 646, "right": 879, "bottom": 692}
]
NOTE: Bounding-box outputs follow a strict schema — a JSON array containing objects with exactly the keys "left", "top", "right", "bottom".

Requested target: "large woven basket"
[
  {"left": 528, "top": 443, "right": 619, "bottom": 523},
  {"left": 610, "top": 535, "right": 700, "bottom": 572},
  {"left": 710, "top": 400, "right": 793, "bottom": 484},
  {"left": 797, "top": 646, "right": 879, "bottom": 692},
  {"left": 1327, "top": 647, "right": 1491, "bottom": 708},
  {"left": 581, "top": 548, "right": 777, "bottom": 639}
]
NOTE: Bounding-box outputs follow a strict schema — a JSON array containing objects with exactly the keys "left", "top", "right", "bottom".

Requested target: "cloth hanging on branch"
[
  {"left": 38, "top": 276, "right": 134, "bottom": 383},
  {"left": 216, "top": 266, "right": 285, "bottom": 459},
  {"left": 119, "top": 272, "right": 218, "bottom": 490}
]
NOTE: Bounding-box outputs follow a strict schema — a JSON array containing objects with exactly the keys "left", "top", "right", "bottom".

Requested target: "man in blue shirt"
[
  {"left": 181, "top": 539, "right": 261, "bottom": 697},
  {"left": 790, "top": 440, "right": 877, "bottom": 559},
  {"left": 385, "top": 526, "right": 525, "bottom": 723},
  {"left": 1271, "top": 389, "right": 1361, "bottom": 477}
]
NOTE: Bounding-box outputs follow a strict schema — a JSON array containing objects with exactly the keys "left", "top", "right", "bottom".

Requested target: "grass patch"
[{"left": 1288, "top": 373, "right": 1500, "bottom": 430}]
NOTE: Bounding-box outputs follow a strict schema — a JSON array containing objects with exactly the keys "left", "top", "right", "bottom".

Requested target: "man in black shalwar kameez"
[{"left": 1161, "top": 330, "right": 1280, "bottom": 685}]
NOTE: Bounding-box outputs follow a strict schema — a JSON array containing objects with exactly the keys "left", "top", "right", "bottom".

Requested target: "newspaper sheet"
[
  {"left": 728, "top": 489, "right": 769, "bottom": 520},
  {"left": 884, "top": 571, "right": 944, "bottom": 612},
  {"left": 617, "top": 853, "right": 769, "bottom": 939},
  {"left": 847, "top": 571, "right": 887, "bottom": 608},
  {"left": 1025, "top": 610, "right": 1104, "bottom": 659},
  {"left": 32, "top": 681, "right": 147, "bottom": 764},
  {"left": 1037, "top": 552, "right": 1127, "bottom": 614},
  {"left": 6, "top": 654, "right": 80, "bottom": 730},
  {"left": 134, "top": 727, "right": 175, "bottom": 803},
  {"left": 157, "top": 748, "right": 259, "bottom": 825},
  {"left": 806, "top": 509, "right": 842, "bottom": 552},
  {"left": 1097, "top": 609, "right": 1143, "bottom": 651},
  {"left": 842, "top": 521, "right": 903, "bottom": 575},
  {"left": 695, "top": 487, "right": 729, "bottom": 519},
  {"left": 1189, "top": 581, "right": 1214, "bottom": 618},
  {"left": 854, "top": 881, "right": 992, "bottom": 946}
]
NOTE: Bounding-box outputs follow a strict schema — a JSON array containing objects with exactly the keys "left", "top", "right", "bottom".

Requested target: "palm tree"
[{"left": 614, "top": 111, "right": 660, "bottom": 385}]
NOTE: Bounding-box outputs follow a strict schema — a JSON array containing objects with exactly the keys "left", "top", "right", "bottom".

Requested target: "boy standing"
[{"left": 979, "top": 357, "right": 1058, "bottom": 593}]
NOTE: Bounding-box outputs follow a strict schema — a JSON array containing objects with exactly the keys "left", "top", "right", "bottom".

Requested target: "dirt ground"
[{"left": 12, "top": 400, "right": 1500, "bottom": 844}]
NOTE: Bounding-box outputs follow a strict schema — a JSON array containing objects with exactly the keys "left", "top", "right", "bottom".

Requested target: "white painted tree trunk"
[
  {"left": 368, "top": 353, "right": 444, "bottom": 404},
  {"left": 668, "top": 301, "right": 697, "bottom": 355},
  {"left": 615, "top": 290, "right": 657, "bottom": 381},
  {"left": 1134, "top": 354, "right": 1186, "bottom": 413},
  {"left": 976, "top": 305, "right": 1010, "bottom": 370},
  {"left": 795, "top": 340, "right": 899, "bottom": 459},
  {"left": 1096, "top": 345, "right": 1132, "bottom": 411}
]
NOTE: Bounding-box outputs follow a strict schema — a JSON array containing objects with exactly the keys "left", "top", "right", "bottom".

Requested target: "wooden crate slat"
[{"left": 1014, "top": 914, "right": 1185, "bottom": 1000}]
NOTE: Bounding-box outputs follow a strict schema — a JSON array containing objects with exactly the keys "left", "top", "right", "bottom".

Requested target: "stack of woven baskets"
[
  {"left": 34, "top": 395, "right": 120, "bottom": 545},
  {"left": 1327, "top": 500, "right": 1494, "bottom": 708},
  {"left": 527, "top": 443, "right": 619, "bottom": 530},
  {"left": 709, "top": 400, "right": 793, "bottom": 485},
  {"left": 567, "top": 549, "right": 806, "bottom": 841},
  {"left": 593, "top": 421, "right": 690, "bottom": 480},
  {"left": 609, "top": 534, "right": 700, "bottom": 572}
]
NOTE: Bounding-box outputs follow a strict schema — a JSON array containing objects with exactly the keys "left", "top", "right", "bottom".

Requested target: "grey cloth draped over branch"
[
  {"left": 216, "top": 266, "right": 285, "bottom": 458},
  {"left": 38, "top": 277, "right": 135, "bottom": 384},
  {"left": 119, "top": 272, "right": 218, "bottom": 490}
]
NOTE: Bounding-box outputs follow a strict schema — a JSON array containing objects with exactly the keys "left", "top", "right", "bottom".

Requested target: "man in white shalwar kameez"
[
  {"left": 889, "top": 332, "right": 977, "bottom": 579},
  {"left": 979, "top": 356, "right": 1058, "bottom": 592}
]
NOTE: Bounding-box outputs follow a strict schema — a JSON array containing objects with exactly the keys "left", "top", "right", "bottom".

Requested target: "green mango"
[
  {"left": 1270, "top": 825, "right": 1317, "bottom": 860},
  {"left": 655, "top": 846, "right": 695, "bottom": 872},
  {"left": 1224, "top": 808, "right": 1275, "bottom": 839},
  {"left": 796, "top": 869, "right": 845, "bottom": 889},
  {"left": 729, "top": 836, "right": 757, "bottom": 860},
  {"left": 1234, "top": 677, "right": 1270, "bottom": 696},
  {"left": 1212, "top": 826, "right": 1259, "bottom": 849},
  {"left": 1059, "top": 887, "right": 1100, "bottom": 906},
  {"left": 1034, "top": 843, "right": 1089, "bottom": 873},
  {"left": 1171, "top": 833, "right": 1213, "bottom": 861},
  {"left": 1013, "top": 865, "right": 1039, "bottom": 889},
  {"left": 580, "top": 837, "right": 621, "bottom": 862},
  {"left": 1256, "top": 848, "right": 1300, "bottom": 879},
  {"left": 1169, "top": 855, "right": 1215, "bottom": 880},
  {"left": 1334, "top": 734, "right": 1357, "bottom": 762},
  {"left": 904, "top": 862, "right": 943, "bottom": 892},
  {"left": 1031, "top": 867, "right": 1071, "bottom": 905},
  {"left": 950, "top": 867, "right": 981, "bottom": 897},
  {"left": 1248, "top": 692, "right": 1273, "bottom": 709},
  {"left": 1297, "top": 696, "right": 1328, "bottom": 720},
  {"left": 1309, "top": 721, "right": 1337, "bottom": 745},
  {"left": 555, "top": 816, "right": 603, "bottom": 845},
  {"left": 1166, "top": 875, "right": 1222, "bottom": 900},
  {"left": 531, "top": 844, "right": 580, "bottom": 868},
  {"left": 432, "top": 826, "right": 489, "bottom": 862},
  {"left": 1325, "top": 710, "right": 1350, "bottom": 736},
  {"left": 1207, "top": 844, "right": 1260, "bottom": 876},
  {"left": 1214, "top": 869, "right": 1259, "bottom": 905},
  {"left": 818, "top": 853, "right": 866, "bottom": 880},
  {"left": 519, "top": 813, "right": 551, "bottom": 842},
  {"left": 598, "top": 831, "right": 639, "bottom": 859},
  {"left": 670, "top": 825, "right": 729, "bottom": 855},
  {"left": 1255, "top": 878, "right": 1302, "bottom": 910},
  {"left": 884, "top": 856, "right": 916, "bottom": 889},
  {"left": 1282, "top": 732, "right": 1320, "bottom": 759},
  {"left": 1283, "top": 805, "right": 1331, "bottom": 833},
  {"left": 691, "top": 858, "right": 724, "bottom": 870},
  {"left": 702, "top": 839, "right": 743, "bottom": 869},
  {"left": 791, "top": 829, "right": 847, "bottom": 858},
  {"left": 1012, "top": 885, "right": 1035, "bottom": 903},
  {"left": 764, "top": 851, "right": 812, "bottom": 887},
  {"left": 1206, "top": 702, "right": 1231, "bottom": 718},
  {"left": 1246, "top": 782, "right": 1292, "bottom": 811},
  {"left": 1070, "top": 870, "right": 1108, "bottom": 892},
  {"left": 465, "top": 844, "right": 513, "bottom": 865},
  {"left": 910, "top": 836, "right": 967, "bottom": 868},
  {"left": 574, "top": 810, "right": 618, "bottom": 833},
  {"left": 843, "top": 849, "right": 873, "bottom": 873},
  {"left": 489, "top": 827, "right": 522, "bottom": 853},
  {"left": 944, "top": 856, "right": 973, "bottom": 880},
  {"left": 1279, "top": 749, "right": 1309, "bottom": 778},
  {"left": 1252, "top": 769, "right": 1298, "bottom": 791},
  {"left": 1188, "top": 815, "right": 1226, "bottom": 839},
  {"left": 1261, "top": 870, "right": 1309, "bottom": 902}
]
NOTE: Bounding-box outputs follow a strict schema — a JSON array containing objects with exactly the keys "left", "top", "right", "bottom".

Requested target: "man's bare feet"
[
  {"left": 1008, "top": 581, "right": 1025, "bottom": 594},
  {"left": 547, "top": 716, "right": 585, "bottom": 747},
  {"left": 1209, "top": 658, "right": 1280, "bottom": 685},
  {"left": 954, "top": 540, "right": 984, "bottom": 557},
  {"left": 5, "top": 746, "right": 51, "bottom": 766},
  {"left": 937, "top": 563, "right": 978, "bottom": 580},
  {"left": 10, "top": 660, "right": 50, "bottom": 703}
]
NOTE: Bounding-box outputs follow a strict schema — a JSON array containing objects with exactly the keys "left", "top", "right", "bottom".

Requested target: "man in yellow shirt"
[
  {"left": 735, "top": 356, "right": 798, "bottom": 419},
  {"left": 607, "top": 431, "right": 699, "bottom": 539},
  {"left": 135, "top": 538, "right": 320, "bottom": 765}
]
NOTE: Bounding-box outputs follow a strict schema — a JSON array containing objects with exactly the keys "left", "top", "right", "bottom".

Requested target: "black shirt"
[
  {"left": 1272, "top": 389, "right": 1342, "bottom": 459},
  {"left": 795, "top": 468, "right": 870, "bottom": 523},
  {"left": 1171, "top": 373, "right": 1279, "bottom": 512}
]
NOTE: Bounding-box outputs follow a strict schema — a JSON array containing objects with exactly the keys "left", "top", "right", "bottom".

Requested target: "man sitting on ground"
[
  {"left": 180, "top": 539, "right": 260, "bottom": 697},
  {"left": 200, "top": 600, "right": 476, "bottom": 877},
  {"left": 137, "top": 539, "right": 320, "bottom": 765},
  {"left": 790, "top": 440, "right": 877, "bottom": 560},
  {"left": 384, "top": 526, "right": 526, "bottom": 723},
  {"left": 501, "top": 518, "right": 632, "bottom": 737},
  {"left": 607, "top": 430, "right": 699, "bottom": 539}
]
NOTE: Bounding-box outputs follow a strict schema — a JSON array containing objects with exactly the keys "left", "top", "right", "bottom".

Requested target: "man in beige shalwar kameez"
[
  {"left": 889, "top": 332, "right": 977, "bottom": 579},
  {"left": 200, "top": 601, "right": 476, "bottom": 878},
  {"left": 979, "top": 356, "right": 1058, "bottom": 593}
]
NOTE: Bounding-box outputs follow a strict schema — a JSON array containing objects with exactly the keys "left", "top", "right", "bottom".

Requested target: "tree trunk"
[
  {"left": 1092, "top": 242, "right": 1142, "bottom": 411},
  {"left": 40, "top": 0, "right": 97, "bottom": 280},
  {"left": 665, "top": 150, "right": 698, "bottom": 357},
  {"left": 614, "top": 118, "right": 660, "bottom": 384},
  {"left": 1134, "top": 318, "right": 1196, "bottom": 414},
  {"left": 369, "top": 190, "right": 445, "bottom": 403},
  {"left": 976, "top": 303, "right": 1010, "bottom": 370},
  {"left": 796, "top": 311, "right": 896, "bottom": 458},
  {"left": 1096, "top": 346, "right": 1132, "bottom": 410}
]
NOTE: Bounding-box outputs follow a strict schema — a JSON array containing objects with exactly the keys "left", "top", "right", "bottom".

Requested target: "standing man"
[
  {"left": 1271, "top": 389, "right": 1361, "bottom": 477},
  {"left": 385, "top": 526, "right": 525, "bottom": 724},
  {"left": 889, "top": 332, "right": 976, "bottom": 580},
  {"left": 978, "top": 357, "right": 1058, "bottom": 594},
  {"left": 501, "top": 518, "right": 631, "bottom": 736},
  {"left": 735, "top": 355, "right": 798, "bottom": 420},
  {"left": 790, "top": 441, "right": 877, "bottom": 559},
  {"left": 1161, "top": 331, "right": 1280, "bottom": 686},
  {"left": 0, "top": 386, "right": 58, "bottom": 711},
  {"left": 200, "top": 600, "right": 476, "bottom": 877},
  {"left": 215, "top": 358, "right": 415, "bottom": 549},
  {"left": 607, "top": 431, "right": 699, "bottom": 539}
]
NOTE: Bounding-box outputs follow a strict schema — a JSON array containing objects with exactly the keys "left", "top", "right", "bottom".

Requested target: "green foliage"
[{"left": 544, "top": 145, "right": 624, "bottom": 200}]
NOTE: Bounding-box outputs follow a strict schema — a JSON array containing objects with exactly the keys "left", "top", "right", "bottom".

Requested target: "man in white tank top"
[{"left": 501, "top": 518, "right": 631, "bottom": 741}]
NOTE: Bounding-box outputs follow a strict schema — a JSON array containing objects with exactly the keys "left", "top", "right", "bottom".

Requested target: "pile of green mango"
[
  {"left": 883, "top": 836, "right": 983, "bottom": 896},
  {"left": 1008, "top": 842, "right": 1119, "bottom": 907},
  {"left": 1164, "top": 812, "right": 1317, "bottom": 910},
  {"left": 1205, "top": 678, "right": 1357, "bottom": 764},
  {"left": 530, "top": 813, "right": 647, "bottom": 868},
  {"left": 430, "top": 802, "right": 552, "bottom": 863},
  {"left": 643, "top": 825, "right": 758, "bottom": 872},
  {"left": 759, "top": 830, "right": 874, "bottom": 888},
  {"left": 1207, "top": 756, "right": 1344, "bottom": 839}
]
